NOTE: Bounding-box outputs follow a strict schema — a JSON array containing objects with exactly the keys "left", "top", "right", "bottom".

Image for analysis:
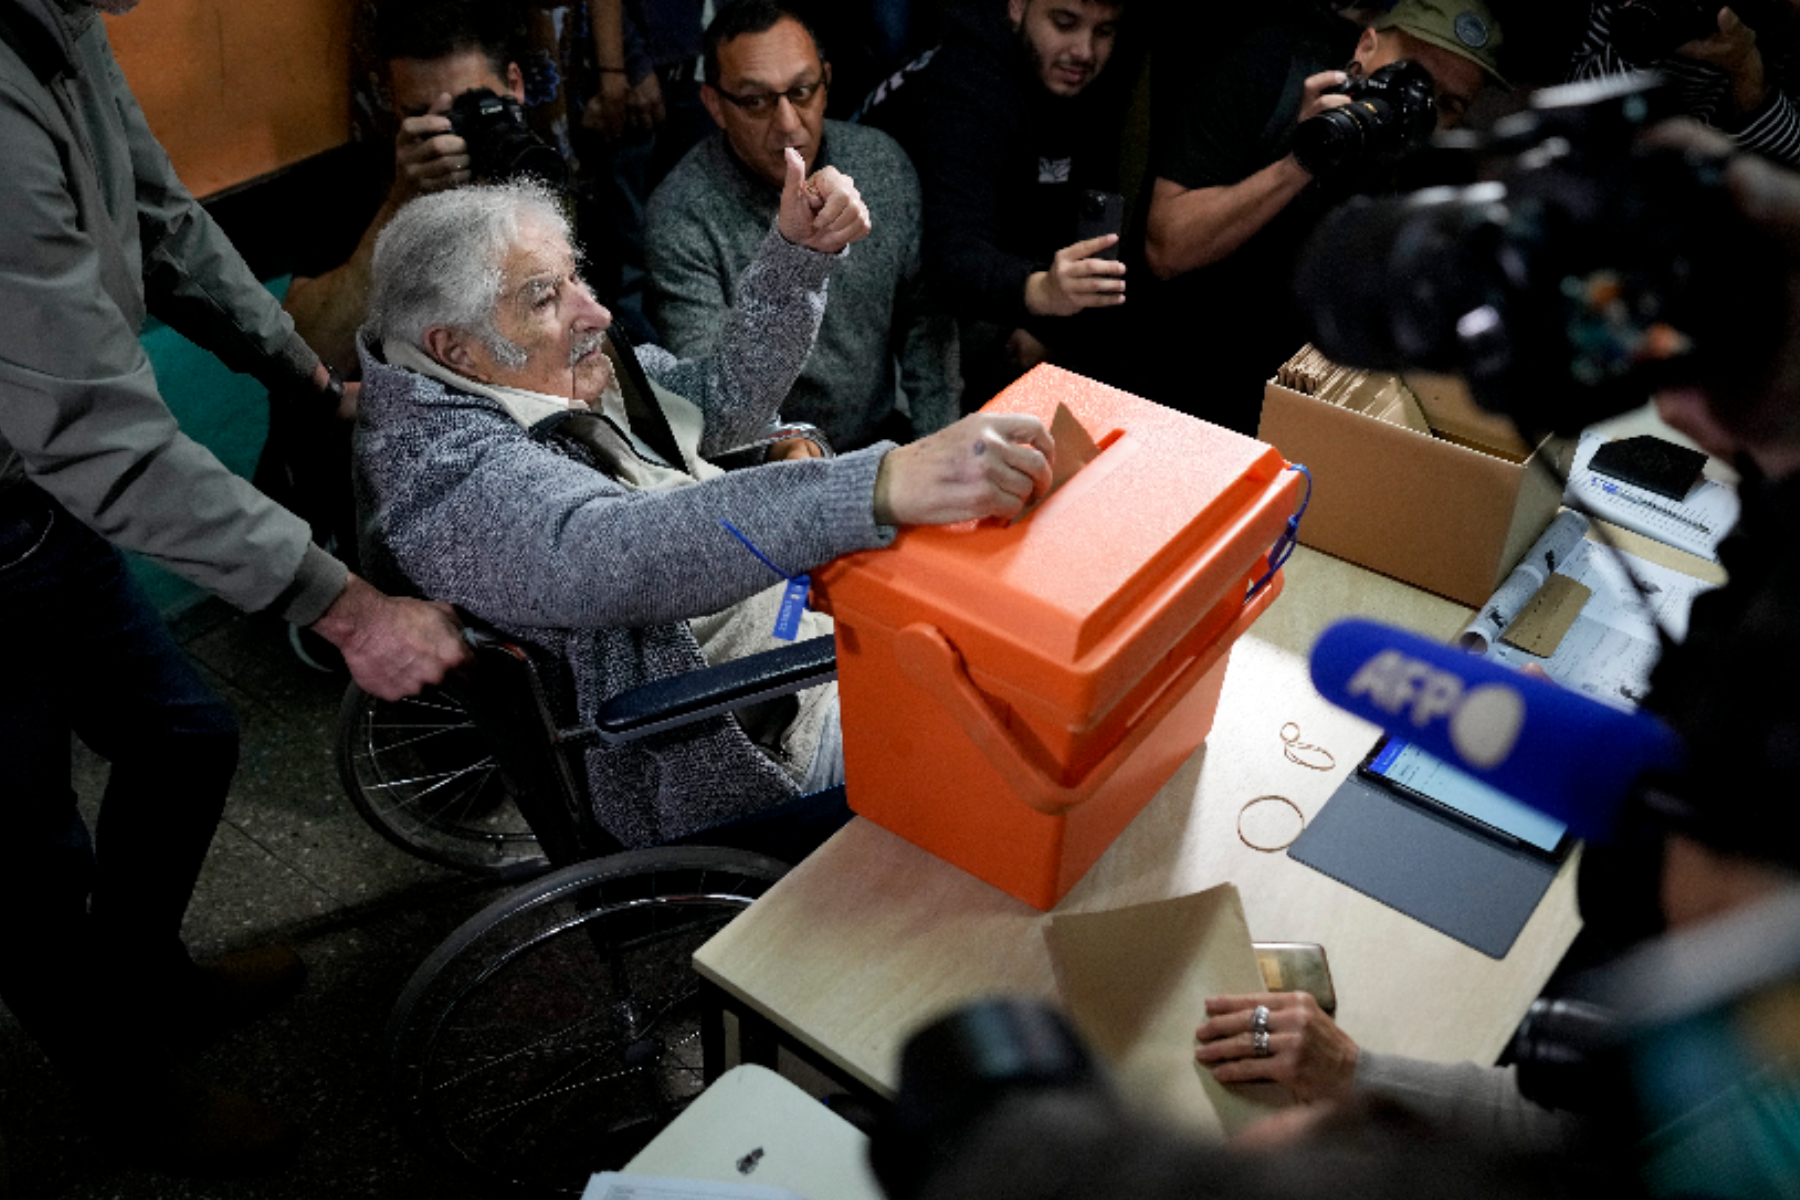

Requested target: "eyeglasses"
[{"left": 710, "top": 77, "right": 826, "bottom": 117}]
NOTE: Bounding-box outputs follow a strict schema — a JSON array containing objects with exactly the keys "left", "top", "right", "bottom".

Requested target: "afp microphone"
[{"left": 1310, "top": 619, "right": 1685, "bottom": 841}]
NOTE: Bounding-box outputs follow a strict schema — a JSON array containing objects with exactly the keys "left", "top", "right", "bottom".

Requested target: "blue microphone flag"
[{"left": 1310, "top": 619, "right": 1684, "bottom": 841}]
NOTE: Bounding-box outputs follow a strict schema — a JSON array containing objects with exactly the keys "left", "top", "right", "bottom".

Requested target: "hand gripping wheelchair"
[{"left": 334, "top": 430, "right": 854, "bottom": 1197}]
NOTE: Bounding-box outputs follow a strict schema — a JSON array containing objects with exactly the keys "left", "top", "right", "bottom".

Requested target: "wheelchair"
[
  {"left": 333, "top": 420, "right": 834, "bottom": 881},
  {"left": 334, "top": 430, "right": 853, "bottom": 1197}
]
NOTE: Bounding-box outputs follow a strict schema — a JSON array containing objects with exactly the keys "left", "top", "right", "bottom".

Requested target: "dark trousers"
[{"left": 0, "top": 487, "right": 238, "bottom": 1102}]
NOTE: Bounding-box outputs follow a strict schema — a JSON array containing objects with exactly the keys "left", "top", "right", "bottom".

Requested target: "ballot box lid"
[{"left": 814, "top": 366, "right": 1300, "bottom": 725}]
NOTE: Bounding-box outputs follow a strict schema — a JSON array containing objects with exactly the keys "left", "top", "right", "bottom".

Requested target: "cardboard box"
[
  {"left": 815, "top": 366, "right": 1301, "bottom": 910},
  {"left": 1257, "top": 376, "right": 1564, "bottom": 608}
]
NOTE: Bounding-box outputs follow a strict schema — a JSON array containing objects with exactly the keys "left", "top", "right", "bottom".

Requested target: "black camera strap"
[{"left": 602, "top": 329, "right": 684, "bottom": 471}]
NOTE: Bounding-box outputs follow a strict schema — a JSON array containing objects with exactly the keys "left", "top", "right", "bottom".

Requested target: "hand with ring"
[{"left": 1195, "top": 991, "right": 1360, "bottom": 1104}]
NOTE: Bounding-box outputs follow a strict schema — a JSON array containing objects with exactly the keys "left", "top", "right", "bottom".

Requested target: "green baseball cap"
[{"left": 1373, "top": 0, "right": 1507, "bottom": 88}]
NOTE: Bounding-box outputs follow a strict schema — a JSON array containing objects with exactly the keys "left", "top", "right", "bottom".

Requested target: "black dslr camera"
[
  {"left": 1291, "top": 59, "right": 1438, "bottom": 178},
  {"left": 1294, "top": 73, "right": 1785, "bottom": 435},
  {"left": 446, "top": 87, "right": 568, "bottom": 188},
  {"left": 1611, "top": 0, "right": 1782, "bottom": 66},
  {"left": 871, "top": 999, "right": 1115, "bottom": 1200}
]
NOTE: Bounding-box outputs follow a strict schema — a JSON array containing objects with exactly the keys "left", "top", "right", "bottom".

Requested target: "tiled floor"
[{"left": 0, "top": 601, "right": 522, "bottom": 1199}]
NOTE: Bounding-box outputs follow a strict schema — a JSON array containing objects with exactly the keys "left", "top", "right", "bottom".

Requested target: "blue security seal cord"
[
  {"left": 720, "top": 519, "right": 811, "bottom": 641},
  {"left": 1247, "top": 464, "right": 1313, "bottom": 601}
]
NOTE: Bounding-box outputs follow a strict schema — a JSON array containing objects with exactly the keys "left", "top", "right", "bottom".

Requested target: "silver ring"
[
  {"left": 1250, "top": 1004, "right": 1271, "bottom": 1034},
  {"left": 1252, "top": 1028, "right": 1272, "bottom": 1058}
]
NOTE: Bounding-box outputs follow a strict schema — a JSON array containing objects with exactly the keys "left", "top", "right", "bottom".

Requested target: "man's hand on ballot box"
[
  {"left": 874, "top": 412, "right": 1055, "bottom": 526},
  {"left": 1195, "top": 991, "right": 1360, "bottom": 1105}
]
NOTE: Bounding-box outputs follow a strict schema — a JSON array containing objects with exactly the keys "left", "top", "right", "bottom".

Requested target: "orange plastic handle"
[{"left": 892, "top": 571, "right": 1283, "bottom": 816}]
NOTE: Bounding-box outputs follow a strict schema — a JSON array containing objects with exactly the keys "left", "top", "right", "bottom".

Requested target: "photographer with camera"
[
  {"left": 1572, "top": 0, "right": 1800, "bottom": 165},
  {"left": 283, "top": 0, "right": 557, "bottom": 384},
  {"left": 1130, "top": 0, "right": 1503, "bottom": 435}
]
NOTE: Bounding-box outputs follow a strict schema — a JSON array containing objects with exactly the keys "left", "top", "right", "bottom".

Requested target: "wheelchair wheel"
[
  {"left": 388, "top": 847, "right": 788, "bottom": 1197},
  {"left": 336, "top": 683, "right": 547, "bottom": 876}
]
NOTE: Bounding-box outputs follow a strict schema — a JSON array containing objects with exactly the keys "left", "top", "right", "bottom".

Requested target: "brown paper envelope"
[
  {"left": 1045, "top": 884, "right": 1280, "bottom": 1139},
  {"left": 1049, "top": 400, "right": 1101, "bottom": 489},
  {"left": 1501, "top": 573, "right": 1592, "bottom": 657},
  {"left": 1011, "top": 402, "right": 1102, "bottom": 525}
]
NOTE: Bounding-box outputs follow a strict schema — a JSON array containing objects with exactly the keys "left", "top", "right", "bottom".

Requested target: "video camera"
[
  {"left": 1294, "top": 73, "right": 1785, "bottom": 435},
  {"left": 1292, "top": 59, "right": 1439, "bottom": 178},
  {"left": 870, "top": 999, "right": 1115, "bottom": 1200},
  {"left": 446, "top": 87, "right": 568, "bottom": 189}
]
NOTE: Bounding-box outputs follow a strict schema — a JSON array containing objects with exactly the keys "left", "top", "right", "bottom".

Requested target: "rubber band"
[
  {"left": 1237, "top": 794, "right": 1306, "bottom": 853},
  {"left": 1280, "top": 722, "right": 1336, "bottom": 771}
]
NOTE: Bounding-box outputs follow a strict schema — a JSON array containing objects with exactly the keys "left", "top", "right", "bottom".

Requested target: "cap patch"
[{"left": 1453, "top": 11, "right": 1491, "bottom": 48}]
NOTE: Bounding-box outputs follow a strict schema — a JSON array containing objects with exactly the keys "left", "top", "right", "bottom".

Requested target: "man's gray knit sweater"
[
  {"left": 647, "top": 121, "right": 959, "bottom": 450},
  {"left": 356, "top": 227, "right": 895, "bottom": 847}
]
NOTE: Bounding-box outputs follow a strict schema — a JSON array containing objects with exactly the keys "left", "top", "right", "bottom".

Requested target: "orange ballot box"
[{"left": 812, "top": 366, "right": 1304, "bottom": 910}]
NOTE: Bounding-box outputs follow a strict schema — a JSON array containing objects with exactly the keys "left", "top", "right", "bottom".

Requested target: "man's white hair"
[{"left": 365, "top": 181, "right": 573, "bottom": 369}]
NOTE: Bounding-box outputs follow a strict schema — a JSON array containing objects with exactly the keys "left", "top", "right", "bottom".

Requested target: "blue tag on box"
[{"left": 774, "top": 574, "right": 810, "bottom": 641}]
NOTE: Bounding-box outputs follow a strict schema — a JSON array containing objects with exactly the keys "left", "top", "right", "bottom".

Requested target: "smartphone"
[
  {"left": 1359, "top": 737, "right": 1573, "bottom": 862},
  {"left": 1075, "top": 189, "right": 1124, "bottom": 259}
]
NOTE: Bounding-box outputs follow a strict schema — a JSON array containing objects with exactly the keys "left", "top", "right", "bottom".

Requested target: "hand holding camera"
[
  {"left": 393, "top": 92, "right": 470, "bottom": 201},
  {"left": 1291, "top": 59, "right": 1439, "bottom": 180},
  {"left": 393, "top": 87, "right": 567, "bottom": 206}
]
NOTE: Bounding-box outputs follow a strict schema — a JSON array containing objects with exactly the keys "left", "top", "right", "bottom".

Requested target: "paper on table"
[
  {"left": 1564, "top": 430, "right": 1738, "bottom": 561},
  {"left": 1045, "top": 883, "right": 1277, "bottom": 1138},
  {"left": 582, "top": 1174, "right": 803, "bottom": 1200},
  {"left": 1486, "top": 534, "right": 1720, "bottom": 708},
  {"left": 1458, "top": 510, "right": 1589, "bottom": 654}
]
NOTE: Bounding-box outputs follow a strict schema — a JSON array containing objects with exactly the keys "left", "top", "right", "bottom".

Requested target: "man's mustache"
[{"left": 570, "top": 331, "right": 608, "bottom": 368}]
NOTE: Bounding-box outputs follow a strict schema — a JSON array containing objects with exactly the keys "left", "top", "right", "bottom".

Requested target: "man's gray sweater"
[{"left": 647, "top": 121, "right": 959, "bottom": 450}]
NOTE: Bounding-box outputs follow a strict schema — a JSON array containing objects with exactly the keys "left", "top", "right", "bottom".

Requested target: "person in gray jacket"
[
  {"left": 0, "top": 0, "right": 467, "bottom": 1172},
  {"left": 357, "top": 171, "right": 1053, "bottom": 848},
  {"left": 646, "top": 0, "right": 959, "bottom": 451}
]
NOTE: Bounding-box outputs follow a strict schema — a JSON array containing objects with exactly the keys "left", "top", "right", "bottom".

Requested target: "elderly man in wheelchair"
[{"left": 352, "top": 163, "right": 1056, "bottom": 853}]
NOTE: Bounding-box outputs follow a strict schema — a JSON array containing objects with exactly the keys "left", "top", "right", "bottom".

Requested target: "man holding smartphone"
[{"left": 862, "top": 0, "right": 1133, "bottom": 406}]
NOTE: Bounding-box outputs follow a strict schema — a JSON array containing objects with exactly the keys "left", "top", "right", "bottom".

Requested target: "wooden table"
[{"left": 694, "top": 546, "right": 1584, "bottom": 1099}]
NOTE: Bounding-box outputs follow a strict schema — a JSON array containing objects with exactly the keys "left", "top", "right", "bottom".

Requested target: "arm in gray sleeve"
[
  {"left": 0, "top": 74, "right": 341, "bottom": 623},
  {"left": 1354, "top": 1050, "right": 1582, "bottom": 1153},
  {"left": 638, "top": 226, "right": 835, "bottom": 454},
  {"left": 373, "top": 411, "right": 893, "bottom": 632}
]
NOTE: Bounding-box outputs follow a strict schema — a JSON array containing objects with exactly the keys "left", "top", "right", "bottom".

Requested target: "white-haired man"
[{"left": 357, "top": 163, "right": 1055, "bottom": 847}]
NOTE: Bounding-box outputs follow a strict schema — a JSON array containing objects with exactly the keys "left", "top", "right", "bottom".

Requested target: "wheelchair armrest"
[{"left": 595, "top": 635, "right": 838, "bottom": 744}]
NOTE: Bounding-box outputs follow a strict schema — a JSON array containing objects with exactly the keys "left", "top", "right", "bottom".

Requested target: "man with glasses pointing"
[{"left": 645, "top": 0, "right": 959, "bottom": 451}]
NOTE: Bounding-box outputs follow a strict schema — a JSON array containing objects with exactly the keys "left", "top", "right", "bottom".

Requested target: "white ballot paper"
[
  {"left": 1459, "top": 511, "right": 1723, "bottom": 709},
  {"left": 1045, "top": 883, "right": 1277, "bottom": 1138}
]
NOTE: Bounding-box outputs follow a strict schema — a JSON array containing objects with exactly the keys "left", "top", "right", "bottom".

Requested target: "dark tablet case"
[{"left": 1288, "top": 773, "right": 1561, "bottom": 960}]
